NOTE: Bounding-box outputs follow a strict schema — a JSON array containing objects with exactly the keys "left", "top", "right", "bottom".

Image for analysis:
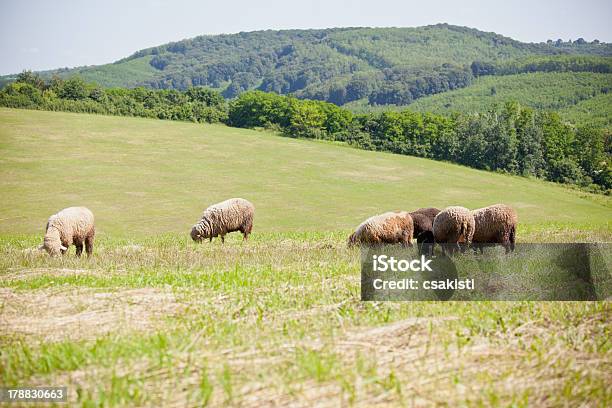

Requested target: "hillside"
[
  {"left": 0, "top": 108, "right": 609, "bottom": 237},
  {"left": 1, "top": 108, "right": 610, "bottom": 406},
  {"left": 345, "top": 72, "right": 612, "bottom": 127},
  {"left": 9, "top": 24, "right": 611, "bottom": 109}
]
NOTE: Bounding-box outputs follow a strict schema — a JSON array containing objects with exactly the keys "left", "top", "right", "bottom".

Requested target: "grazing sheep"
[
  {"left": 409, "top": 207, "right": 440, "bottom": 243},
  {"left": 433, "top": 206, "right": 475, "bottom": 254},
  {"left": 191, "top": 198, "right": 254, "bottom": 243},
  {"left": 472, "top": 204, "right": 518, "bottom": 253},
  {"left": 39, "top": 207, "right": 95, "bottom": 257},
  {"left": 348, "top": 211, "right": 414, "bottom": 247}
]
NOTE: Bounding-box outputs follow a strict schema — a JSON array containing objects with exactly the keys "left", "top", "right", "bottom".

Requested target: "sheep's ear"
[
  {"left": 60, "top": 245, "right": 67, "bottom": 251},
  {"left": 38, "top": 244, "right": 45, "bottom": 251}
]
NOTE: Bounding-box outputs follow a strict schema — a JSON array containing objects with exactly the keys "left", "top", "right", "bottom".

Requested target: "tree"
[
  {"left": 16, "top": 70, "right": 45, "bottom": 90},
  {"left": 573, "top": 126, "right": 609, "bottom": 188},
  {"left": 57, "top": 77, "right": 89, "bottom": 100},
  {"left": 287, "top": 99, "right": 326, "bottom": 138},
  {"left": 186, "top": 87, "right": 224, "bottom": 107}
]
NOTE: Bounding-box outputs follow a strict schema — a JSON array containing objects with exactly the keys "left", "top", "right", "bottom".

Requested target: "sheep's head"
[
  {"left": 190, "top": 224, "right": 209, "bottom": 243},
  {"left": 42, "top": 227, "right": 66, "bottom": 256},
  {"left": 41, "top": 238, "right": 67, "bottom": 256}
]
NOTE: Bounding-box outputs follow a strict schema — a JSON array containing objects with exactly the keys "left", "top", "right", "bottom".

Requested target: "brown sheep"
[
  {"left": 409, "top": 207, "right": 440, "bottom": 244},
  {"left": 348, "top": 211, "right": 414, "bottom": 247},
  {"left": 39, "top": 207, "right": 95, "bottom": 257},
  {"left": 191, "top": 198, "right": 254, "bottom": 243},
  {"left": 472, "top": 204, "right": 518, "bottom": 253},
  {"left": 433, "top": 206, "right": 475, "bottom": 254}
]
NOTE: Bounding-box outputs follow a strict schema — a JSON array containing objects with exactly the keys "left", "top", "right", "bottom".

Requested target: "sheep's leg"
[
  {"left": 501, "top": 231, "right": 512, "bottom": 254},
  {"left": 509, "top": 226, "right": 516, "bottom": 253},
  {"left": 242, "top": 221, "right": 252, "bottom": 241},
  {"left": 85, "top": 236, "right": 94, "bottom": 257},
  {"left": 401, "top": 231, "right": 412, "bottom": 248},
  {"left": 75, "top": 242, "right": 83, "bottom": 257},
  {"left": 220, "top": 235, "right": 225, "bottom": 244}
]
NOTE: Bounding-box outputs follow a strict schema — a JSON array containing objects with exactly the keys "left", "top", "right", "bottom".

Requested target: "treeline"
[
  {"left": 304, "top": 56, "right": 612, "bottom": 107},
  {"left": 229, "top": 91, "right": 610, "bottom": 192},
  {"left": 1, "top": 73, "right": 610, "bottom": 193},
  {"left": 471, "top": 55, "right": 612, "bottom": 77},
  {"left": 0, "top": 71, "right": 227, "bottom": 123}
]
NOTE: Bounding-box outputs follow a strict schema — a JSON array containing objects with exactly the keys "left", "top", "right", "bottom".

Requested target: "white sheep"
[
  {"left": 348, "top": 211, "right": 414, "bottom": 247},
  {"left": 40, "top": 207, "right": 95, "bottom": 257},
  {"left": 191, "top": 198, "right": 254, "bottom": 243}
]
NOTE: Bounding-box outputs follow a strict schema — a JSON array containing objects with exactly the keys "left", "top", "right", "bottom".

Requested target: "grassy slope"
[
  {"left": 69, "top": 56, "right": 158, "bottom": 88},
  {"left": 1, "top": 109, "right": 610, "bottom": 406},
  {"left": 407, "top": 72, "right": 612, "bottom": 126},
  {"left": 0, "top": 108, "right": 610, "bottom": 238}
]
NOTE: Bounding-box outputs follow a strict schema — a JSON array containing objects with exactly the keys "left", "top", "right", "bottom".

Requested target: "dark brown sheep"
[{"left": 409, "top": 207, "right": 440, "bottom": 244}]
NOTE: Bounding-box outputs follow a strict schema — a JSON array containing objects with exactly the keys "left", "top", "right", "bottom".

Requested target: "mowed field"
[{"left": 1, "top": 108, "right": 611, "bottom": 406}]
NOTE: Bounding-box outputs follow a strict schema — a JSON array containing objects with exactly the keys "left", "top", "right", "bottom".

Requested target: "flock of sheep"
[
  {"left": 348, "top": 204, "right": 518, "bottom": 254},
  {"left": 38, "top": 198, "right": 517, "bottom": 257}
]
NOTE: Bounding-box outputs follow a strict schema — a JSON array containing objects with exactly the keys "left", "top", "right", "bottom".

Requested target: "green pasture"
[
  {"left": 0, "top": 108, "right": 609, "bottom": 239},
  {"left": 0, "top": 109, "right": 610, "bottom": 406}
]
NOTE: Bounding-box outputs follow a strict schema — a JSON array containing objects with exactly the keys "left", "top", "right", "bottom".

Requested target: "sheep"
[
  {"left": 348, "top": 211, "right": 414, "bottom": 247},
  {"left": 191, "top": 198, "right": 254, "bottom": 243},
  {"left": 432, "top": 206, "right": 475, "bottom": 254},
  {"left": 471, "top": 204, "right": 517, "bottom": 253},
  {"left": 409, "top": 207, "right": 440, "bottom": 255},
  {"left": 39, "top": 207, "right": 95, "bottom": 257},
  {"left": 409, "top": 207, "right": 440, "bottom": 244}
]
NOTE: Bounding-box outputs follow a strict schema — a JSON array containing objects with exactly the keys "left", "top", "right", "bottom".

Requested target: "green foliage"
[
  {"left": 10, "top": 25, "right": 609, "bottom": 109},
  {"left": 404, "top": 72, "right": 612, "bottom": 128},
  {"left": 0, "top": 73, "right": 227, "bottom": 124},
  {"left": 228, "top": 91, "right": 353, "bottom": 139},
  {"left": 227, "top": 91, "right": 291, "bottom": 128},
  {"left": 56, "top": 77, "right": 89, "bottom": 100},
  {"left": 1, "top": 72, "right": 609, "bottom": 192},
  {"left": 227, "top": 90, "right": 610, "bottom": 192},
  {"left": 16, "top": 70, "right": 46, "bottom": 89},
  {"left": 472, "top": 55, "right": 612, "bottom": 76}
]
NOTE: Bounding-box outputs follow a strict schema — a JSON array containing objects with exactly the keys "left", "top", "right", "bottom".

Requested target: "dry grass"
[
  {"left": 0, "top": 287, "right": 183, "bottom": 342},
  {"left": 1, "top": 234, "right": 610, "bottom": 407},
  {"left": 15, "top": 301, "right": 608, "bottom": 407}
]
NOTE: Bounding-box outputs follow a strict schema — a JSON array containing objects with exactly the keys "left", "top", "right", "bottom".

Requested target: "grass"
[
  {"left": 0, "top": 108, "right": 610, "bottom": 406},
  {"left": 0, "top": 108, "right": 610, "bottom": 238},
  {"left": 61, "top": 56, "right": 158, "bottom": 88},
  {"left": 1, "top": 234, "right": 610, "bottom": 406}
]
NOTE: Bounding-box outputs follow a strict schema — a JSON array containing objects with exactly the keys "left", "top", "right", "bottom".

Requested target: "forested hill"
[{"left": 9, "top": 24, "right": 612, "bottom": 107}]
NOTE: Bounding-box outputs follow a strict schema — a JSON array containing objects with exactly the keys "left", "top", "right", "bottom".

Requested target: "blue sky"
[{"left": 1, "top": 0, "right": 610, "bottom": 74}]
